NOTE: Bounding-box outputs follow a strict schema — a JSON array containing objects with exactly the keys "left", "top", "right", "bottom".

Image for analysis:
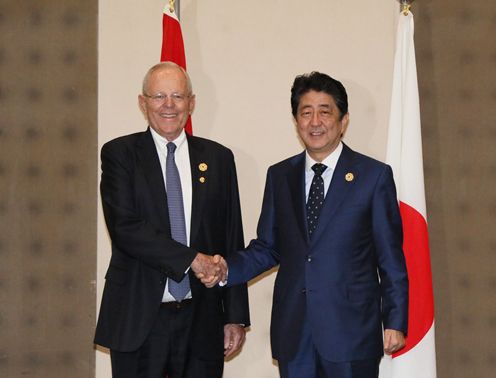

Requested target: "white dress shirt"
[
  {"left": 305, "top": 142, "right": 343, "bottom": 201},
  {"left": 150, "top": 128, "right": 193, "bottom": 301}
]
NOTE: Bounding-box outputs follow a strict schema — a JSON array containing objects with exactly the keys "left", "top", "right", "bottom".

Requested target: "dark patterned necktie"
[
  {"left": 166, "top": 142, "right": 190, "bottom": 301},
  {"left": 306, "top": 163, "right": 327, "bottom": 238}
]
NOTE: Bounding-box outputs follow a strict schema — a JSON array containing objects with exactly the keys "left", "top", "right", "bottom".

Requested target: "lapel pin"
[
  {"left": 199, "top": 176, "right": 206, "bottom": 183},
  {"left": 345, "top": 173, "right": 354, "bottom": 182},
  {"left": 199, "top": 163, "right": 208, "bottom": 172}
]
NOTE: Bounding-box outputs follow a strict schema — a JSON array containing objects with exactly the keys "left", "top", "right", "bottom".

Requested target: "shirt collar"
[
  {"left": 305, "top": 142, "right": 343, "bottom": 173},
  {"left": 149, "top": 127, "right": 188, "bottom": 154}
]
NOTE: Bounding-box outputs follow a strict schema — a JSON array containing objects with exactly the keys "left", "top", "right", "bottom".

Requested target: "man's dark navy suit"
[{"left": 227, "top": 143, "right": 408, "bottom": 363}]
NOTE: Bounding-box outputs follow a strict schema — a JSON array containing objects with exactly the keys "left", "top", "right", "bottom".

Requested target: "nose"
[
  {"left": 163, "top": 95, "right": 175, "bottom": 107},
  {"left": 311, "top": 112, "right": 320, "bottom": 126}
]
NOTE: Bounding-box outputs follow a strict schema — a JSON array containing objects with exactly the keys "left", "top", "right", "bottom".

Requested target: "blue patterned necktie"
[
  {"left": 306, "top": 163, "right": 327, "bottom": 238},
  {"left": 166, "top": 142, "right": 190, "bottom": 301}
]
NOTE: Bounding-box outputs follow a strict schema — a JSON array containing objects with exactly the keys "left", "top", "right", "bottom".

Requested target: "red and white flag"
[
  {"left": 161, "top": 1, "right": 192, "bottom": 135},
  {"left": 380, "top": 11, "right": 437, "bottom": 378}
]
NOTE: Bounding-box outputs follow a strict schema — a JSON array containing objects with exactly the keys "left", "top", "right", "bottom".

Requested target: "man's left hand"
[
  {"left": 223, "top": 324, "right": 245, "bottom": 358},
  {"left": 383, "top": 329, "right": 406, "bottom": 355}
]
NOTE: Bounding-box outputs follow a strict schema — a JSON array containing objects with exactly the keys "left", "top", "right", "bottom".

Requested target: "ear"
[
  {"left": 188, "top": 94, "right": 196, "bottom": 115},
  {"left": 340, "top": 112, "right": 350, "bottom": 137},
  {"left": 138, "top": 95, "right": 147, "bottom": 118}
]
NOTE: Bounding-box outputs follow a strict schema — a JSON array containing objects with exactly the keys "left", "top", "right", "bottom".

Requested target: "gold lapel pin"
[
  {"left": 199, "top": 176, "right": 206, "bottom": 183},
  {"left": 345, "top": 173, "right": 354, "bottom": 182},
  {"left": 199, "top": 163, "right": 208, "bottom": 172}
]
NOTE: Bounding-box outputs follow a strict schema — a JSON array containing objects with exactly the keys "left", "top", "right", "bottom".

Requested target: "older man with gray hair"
[{"left": 95, "top": 62, "right": 250, "bottom": 378}]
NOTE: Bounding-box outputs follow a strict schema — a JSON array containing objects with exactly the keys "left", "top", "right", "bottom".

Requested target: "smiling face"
[
  {"left": 295, "top": 90, "right": 349, "bottom": 162},
  {"left": 138, "top": 65, "right": 195, "bottom": 141}
]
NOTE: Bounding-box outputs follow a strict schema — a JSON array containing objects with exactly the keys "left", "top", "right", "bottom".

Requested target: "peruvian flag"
[
  {"left": 161, "top": 1, "right": 193, "bottom": 135},
  {"left": 380, "top": 11, "right": 437, "bottom": 378}
]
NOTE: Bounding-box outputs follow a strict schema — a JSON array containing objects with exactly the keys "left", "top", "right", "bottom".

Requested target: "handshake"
[{"left": 191, "top": 253, "right": 228, "bottom": 288}]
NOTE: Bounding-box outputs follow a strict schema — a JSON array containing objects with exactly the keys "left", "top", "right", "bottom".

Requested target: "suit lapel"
[
  {"left": 310, "top": 144, "right": 358, "bottom": 245},
  {"left": 286, "top": 152, "right": 310, "bottom": 245},
  {"left": 187, "top": 135, "right": 207, "bottom": 246},
  {"left": 137, "top": 129, "right": 170, "bottom": 227}
]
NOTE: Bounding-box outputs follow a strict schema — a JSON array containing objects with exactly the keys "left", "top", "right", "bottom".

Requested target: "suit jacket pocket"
[
  {"left": 347, "top": 282, "right": 380, "bottom": 303},
  {"left": 105, "top": 264, "right": 128, "bottom": 286}
]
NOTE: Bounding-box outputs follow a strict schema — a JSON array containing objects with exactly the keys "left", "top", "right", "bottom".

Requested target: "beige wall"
[{"left": 97, "top": 1, "right": 397, "bottom": 376}]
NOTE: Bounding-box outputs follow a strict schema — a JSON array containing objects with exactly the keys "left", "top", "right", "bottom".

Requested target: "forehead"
[
  {"left": 146, "top": 67, "right": 188, "bottom": 92},
  {"left": 298, "top": 90, "right": 337, "bottom": 109}
]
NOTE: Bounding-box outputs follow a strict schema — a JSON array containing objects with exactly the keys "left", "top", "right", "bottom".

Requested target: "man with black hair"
[{"left": 223, "top": 72, "right": 408, "bottom": 378}]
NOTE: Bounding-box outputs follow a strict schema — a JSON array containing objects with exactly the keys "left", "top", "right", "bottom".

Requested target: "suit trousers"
[
  {"left": 278, "top": 310, "right": 380, "bottom": 378},
  {"left": 110, "top": 300, "right": 223, "bottom": 378}
]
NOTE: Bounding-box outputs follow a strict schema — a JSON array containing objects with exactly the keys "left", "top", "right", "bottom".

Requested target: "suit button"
[
  {"left": 302, "top": 289, "right": 306, "bottom": 294},
  {"left": 307, "top": 255, "right": 312, "bottom": 262}
]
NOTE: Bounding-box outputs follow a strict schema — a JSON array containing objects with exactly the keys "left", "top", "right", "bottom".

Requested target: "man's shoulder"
[
  {"left": 187, "top": 134, "right": 233, "bottom": 156},
  {"left": 269, "top": 152, "right": 305, "bottom": 171},
  {"left": 344, "top": 144, "right": 389, "bottom": 170},
  {"left": 100, "top": 131, "right": 153, "bottom": 164},
  {"left": 102, "top": 131, "right": 147, "bottom": 150},
  {"left": 262, "top": 152, "right": 305, "bottom": 181}
]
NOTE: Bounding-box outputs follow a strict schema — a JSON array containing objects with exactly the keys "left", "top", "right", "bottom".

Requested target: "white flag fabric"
[{"left": 380, "top": 11, "right": 437, "bottom": 378}]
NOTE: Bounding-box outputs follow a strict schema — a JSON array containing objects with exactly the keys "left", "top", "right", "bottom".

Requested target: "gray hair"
[{"left": 142, "top": 61, "right": 193, "bottom": 95}]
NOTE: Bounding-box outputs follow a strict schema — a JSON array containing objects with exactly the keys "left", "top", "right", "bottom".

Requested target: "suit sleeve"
[
  {"left": 221, "top": 151, "right": 250, "bottom": 326},
  {"left": 227, "top": 167, "right": 281, "bottom": 286},
  {"left": 372, "top": 165, "right": 409, "bottom": 334},
  {"left": 100, "top": 141, "right": 197, "bottom": 281}
]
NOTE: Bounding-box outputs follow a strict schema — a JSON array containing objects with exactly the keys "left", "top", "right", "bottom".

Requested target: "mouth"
[
  {"left": 159, "top": 113, "right": 177, "bottom": 119},
  {"left": 309, "top": 129, "right": 325, "bottom": 136}
]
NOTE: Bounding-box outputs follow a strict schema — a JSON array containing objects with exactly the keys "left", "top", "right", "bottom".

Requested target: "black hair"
[{"left": 290, "top": 71, "right": 348, "bottom": 120}]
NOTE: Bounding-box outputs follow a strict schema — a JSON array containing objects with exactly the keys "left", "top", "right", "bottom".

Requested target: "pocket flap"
[
  {"left": 347, "top": 282, "right": 380, "bottom": 302},
  {"left": 105, "top": 264, "right": 128, "bottom": 285}
]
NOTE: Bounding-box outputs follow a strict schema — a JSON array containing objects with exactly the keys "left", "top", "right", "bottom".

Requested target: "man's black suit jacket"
[{"left": 94, "top": 129, "right": 250, "bottom": 361}]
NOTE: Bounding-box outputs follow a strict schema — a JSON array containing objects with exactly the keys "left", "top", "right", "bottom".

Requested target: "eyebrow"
[{"left": 299, "top": 103, "right": 332, "bottom": 110}]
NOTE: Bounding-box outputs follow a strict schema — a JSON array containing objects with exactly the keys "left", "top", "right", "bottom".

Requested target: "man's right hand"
[{"left": 191, "top": 253, "right": 227, "bottom": 288}]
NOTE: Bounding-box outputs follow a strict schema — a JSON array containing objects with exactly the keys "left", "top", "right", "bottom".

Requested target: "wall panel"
[
  {"left": 416, "top": 2, "right": 496, "bottom": 377},
  {"left": 0, "top": 1, "right": 97, "bottom": 377}
]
